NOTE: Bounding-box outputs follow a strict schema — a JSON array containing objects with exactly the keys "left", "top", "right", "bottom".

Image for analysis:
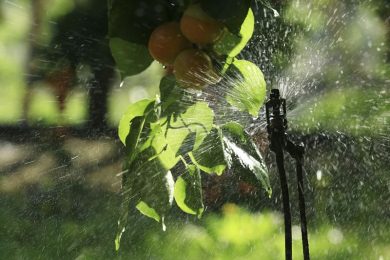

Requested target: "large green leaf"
[
  {"left": 136, "top": 172, "right": 174, "bottom": 228},
  {"left": 200, "top": 0, "right": 251, "bottom": 34},
  {"left": 118, "top": 99, "right": 155, "bottom": 145},
  {"left": 165, "top": 102, "right": 214, "bottom": 157},
  {"left": 226, "top": 60, "right": 267, "bottom": 117},
  {"left": 222, "top": 122, "right": 271, "bottom": 195},
  {"left": 149, "top": 122, "right": 180, "bottom": 170},
  {"left": 174, "top": 164, "right": 204, "bottom": 217},
  {"left": 190, "top": 127, "right": 227, "bottom": 175},
  {"left": 120, "top": 101, "right": 214, "bottom": 174},
  {"left": 109, "top": 38, "right": 154, "bottom": 78},
  {"left": 213, "top": 8, "right": 255, "bottom": 58},
  {"left": 124, "top": 147, "right": 175, "bottom": 226},
  {"left": 139, "top": 102, "right": 214, "bottom": 171},
  {"left": 116, "top": 101, "right": 156, "bottom": 251}
]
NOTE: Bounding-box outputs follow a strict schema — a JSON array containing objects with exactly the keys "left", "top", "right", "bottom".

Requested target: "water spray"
[{"left": 265, "top": 89, "right": 310, "bottom": 260}]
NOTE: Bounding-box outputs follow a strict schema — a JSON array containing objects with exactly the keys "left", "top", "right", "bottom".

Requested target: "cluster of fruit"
[{"left": 148, "top": 4, "right": 224, "bottom": 90}]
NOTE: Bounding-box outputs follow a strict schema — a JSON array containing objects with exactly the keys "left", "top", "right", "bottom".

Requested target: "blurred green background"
[{"left": 0, "top": 0, "right": 389, "bottom": 259}]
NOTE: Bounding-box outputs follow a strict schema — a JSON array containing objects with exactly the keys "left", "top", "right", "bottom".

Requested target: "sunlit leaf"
[
  {"left": 118, "top": 99, "right": 155, "bottom": 145},
  {"left": 213, "top": 8, "right": 255, "bottom": 57},
  {"left": 226, "top": 60, "right": 266, "bottom": 117},
  {"left": 136, "top": 201, "right": 161, "bottom": 222},
  {"left": 142, "top": 102, "right": 213, "bottom": 170},
  {"left": 149, "top": 122, "right": 180, "bottom": 170},
  {"left": 174, "top": 164, "right": 204, "bottom": 217},
  {"left": 165, "top": 102, "right": 214, "bottom": 157}
]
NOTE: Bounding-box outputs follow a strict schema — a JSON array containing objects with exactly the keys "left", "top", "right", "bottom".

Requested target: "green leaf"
[
  {"left": 226, "top": 60, "right": 267, "bottom": 117},
  {"left": 137, "top": 168, "right": 174, "bottom": 227},
  {"left": 222, "top": 122, "right": 271, "bottom": 195},
  {"left": 176, "top": 132, "right": 196, "bottom": 157},
  {"left": 124, "top": 148, "right": 175, "bottom": 225},
  {"left": 109, "top": 38, "right": 154, "bottom": 78},
  {"left": 140, "top": 102, "right": 213, "bottom": 171},
  {"left": 160, "top": 75, "right": 181, "bottom": 105},
  {"left": 174, "top": 164, "right": 204, "bottom": 217},
  {"left": 124, "top": 101, "right": 214, "bottom": 172},
  {"left": 159, "top": 75, "right": 194, "bottom": 116},
  {"left": 213, "top": 8, "right": 255, "bottom": 58},
  {"left": 190, "top": 127, "right": 227, "bottom": 175},
  {"left": 115, "top": 230, "right": 124, "bottom": 251},
  {"left": 136, "top": 201, "right": 161, "bottom": 222},
  {"left": 165, "top": 102, "right": 214, "bottom": 157},
  {"left": 200, "top": 0, "right": 251, "bottom": 34},
  {"left": 149, "top": 122, "right": 180, "bottom": 170},
  {"left": 109, "top": 0, "right": 170, "bottom": 45},
  {"left": 124, "top": 116, "right": 146, "bottom": 163},
  {"left": 118, "top": 99, "right": 155, "bottom": 145},
  {"left": 115, "top": 193, "right": 130, "bottom": 251}
]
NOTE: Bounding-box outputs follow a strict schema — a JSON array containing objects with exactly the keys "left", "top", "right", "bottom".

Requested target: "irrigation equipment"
[{"left": 265, "top": 89, "right": 310, "bottom": 260}]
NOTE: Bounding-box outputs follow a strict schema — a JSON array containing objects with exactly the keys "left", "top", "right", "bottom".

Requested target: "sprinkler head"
[
  {"left": 270, "top": 88, "right": 280, "bottom": 99},
  {"left": 265, "top": 88, "right": 288, "bottom": 136}
]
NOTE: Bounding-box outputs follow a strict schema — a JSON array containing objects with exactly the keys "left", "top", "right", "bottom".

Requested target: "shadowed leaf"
[
  {"left": 222, "top": 122, "right": 271, "bottom": 195},
  {"left": 190, "top": 127, "right": 227, "bottom": 175},
  {"left": 174, "top": 164, "right": 204, "bottom": 217}
]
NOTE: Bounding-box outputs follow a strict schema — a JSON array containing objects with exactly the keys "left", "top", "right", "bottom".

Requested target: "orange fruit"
[
  {"left": 173, "top": 49, "right": 220, "bottom": 89},
  {"left": 148, "top": 22, "right": 191, "bottom": 65}
]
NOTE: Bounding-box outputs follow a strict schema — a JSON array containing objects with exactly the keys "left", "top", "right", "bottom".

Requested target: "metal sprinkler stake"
[{"left": 265, "top": 89, "right": 310, "bottom": 260}]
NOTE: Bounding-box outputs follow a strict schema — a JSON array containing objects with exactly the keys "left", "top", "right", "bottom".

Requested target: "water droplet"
[
  {"left": 327, "top": 228, "right": 344, "bottom": 244},
  {"left": 316, "top": 170, "right": 322, "bottom": 181}
]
